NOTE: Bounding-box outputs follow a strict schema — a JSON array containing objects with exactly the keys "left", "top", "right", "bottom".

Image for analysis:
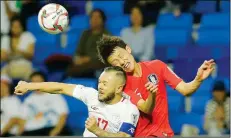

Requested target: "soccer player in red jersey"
[{"left": 96, "top": 35, "right": 215, "bottom": 137}]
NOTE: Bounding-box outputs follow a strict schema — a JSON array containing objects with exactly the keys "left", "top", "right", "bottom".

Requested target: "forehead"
[
  {"left": 108, "top": 47, "right": 126, "bottom": 60},
  {"left": 99, "top": 71, "right": 116, "bottom": 81}
]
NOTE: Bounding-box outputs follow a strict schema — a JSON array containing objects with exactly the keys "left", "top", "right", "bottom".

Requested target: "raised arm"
[
  {"left": 14, "top": 81, "right": 76, "bottom": 96},
  {"left": 175, "top": 59, "right": 215, "bottom": 96}
]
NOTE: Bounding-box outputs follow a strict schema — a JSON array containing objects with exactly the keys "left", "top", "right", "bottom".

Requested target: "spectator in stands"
[
  {"left": 67, "top": 9, "right": 110, "bottom": 78},
  {"left": 1, "top": 16, "right": 35, "bottom": 80},
  {"left": 1, "top": 1, "right": 20, "bottom": 35},
  {"left": 1, "top": 75, "right": 25, "bottom": 136},
  {"left": 121, "top": 6, "right": 154, "bottom": 61},
  {"left": 204, "top": 80, "right": 230, "bottom": 136},
  {"left": 124, "top": 0, "right": 165, "bottom": 25},
  {"left": 19, "top": 71, "right": 70, "bottom": 136}
]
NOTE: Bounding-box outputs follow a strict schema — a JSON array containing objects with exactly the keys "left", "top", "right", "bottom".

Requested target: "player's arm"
[
  {"left": 125, "top": 83, "right": 157, "bottom": 114},
  {"left": 14, "top": 81, "right": 76, "bottom": 97},
  {"left": 87, "top": 106, "right": 140, "bottom": 137},
  {"left": 175, "top": 59, "right": 215, "bottom": 96},
  {"left": 159, "top": 59, "right": 215, "bottom": 96},
  {"left": 136, "top": 93, "right": 156, "bottom": 114}
]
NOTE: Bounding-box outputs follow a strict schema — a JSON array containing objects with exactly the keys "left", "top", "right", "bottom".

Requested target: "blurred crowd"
[{"left": 1, "top": 0, "right": 230, "bottom": 137}]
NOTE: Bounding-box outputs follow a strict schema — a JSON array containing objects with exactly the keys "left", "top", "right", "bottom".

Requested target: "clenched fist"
[
  {"left": 14, "top": 81, "right": 29, "bottom": 95},
  {"left": 85, "top": 117, "right": 99, "bottom": 133}
]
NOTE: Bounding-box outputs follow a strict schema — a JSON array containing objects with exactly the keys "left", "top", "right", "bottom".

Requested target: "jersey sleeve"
[
  {"left": 119, "top": 105, "right": 140, "bottom": 136},
  {"left": 72, "top": 85, "right": 98, "bottom": 105},
  {"left": 123, "top": 89, "right": 141, "bottom": 106},
  {"left": 158, "top": 60, "right": 183, "bottom": 89}
]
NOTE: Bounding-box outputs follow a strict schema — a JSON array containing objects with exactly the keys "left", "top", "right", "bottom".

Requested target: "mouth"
[{"left": 124, "top": 62, "right": 130, "bottom": 69}]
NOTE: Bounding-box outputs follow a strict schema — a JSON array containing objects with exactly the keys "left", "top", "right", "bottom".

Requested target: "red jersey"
[{"left": 124, "top": 60, "right": 182, "bottom": 137}]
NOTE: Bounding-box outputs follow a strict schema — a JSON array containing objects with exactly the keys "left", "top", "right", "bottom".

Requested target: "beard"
[{"left": 99, "top": 93, "right": 115, "bottom": 103}]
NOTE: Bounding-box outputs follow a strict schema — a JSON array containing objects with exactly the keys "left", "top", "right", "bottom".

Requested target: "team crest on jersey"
[{"left": 147, "top": 74, "right": 159, "bottom": 85}]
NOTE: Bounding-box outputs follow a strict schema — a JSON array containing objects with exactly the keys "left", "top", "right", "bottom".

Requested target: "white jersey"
[{"left": 72, "top": 85, "right": 140, "bottom": 137}]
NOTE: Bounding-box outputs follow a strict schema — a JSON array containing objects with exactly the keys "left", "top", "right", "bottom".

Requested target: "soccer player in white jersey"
[{"left": 14, "top": 66, "right": 140, "bottom": 137}]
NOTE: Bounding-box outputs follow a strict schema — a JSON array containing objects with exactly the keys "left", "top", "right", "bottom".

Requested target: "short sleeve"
[
  {"left": 18, "top": 32, "right": 36, "bottom": 52},
  {"left": 7, "top": 96, "right": 22, "bottom": 118},
  {"left": 72, "top": 85, "right": 98, "bottom": 105},
  {"left": 1, "top": 35, "right": 10, "bottom": 53},
  {"left": 123, "top": 89, "right": 141, "bottom": 106},
  {"left": 52, "top": 95, "right": 69, "bottom": 115},
  {"left": 158, "top": 60, "right": 183, "bottom": 89},
  {"left": 119, "top": 105, "right": 140, "bottom": 136}
]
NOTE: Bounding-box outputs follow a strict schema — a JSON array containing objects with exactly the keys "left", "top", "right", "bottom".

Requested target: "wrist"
[
  {"left": 194, "top": 76, "right": 203, "bottom": 83},
  {"left": 92, "top": 126, "right": 100, "bottom": 134}
]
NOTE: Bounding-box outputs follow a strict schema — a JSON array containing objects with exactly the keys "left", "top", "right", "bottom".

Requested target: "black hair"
[
  {"left": 130, "top": 5, "right": 145, "bottom": 27},
  {"left": 9, "top": 15, "right": 24, "bottom": 36},
  {"left": 97, "top": 35, "right": 127, "bottom": 65},
  {"left": 104, "top": 66, "right": 127, "bottom": 84},
  {"left": 90, "top": 8, "right": 107, "bottom": 26},
  {"left": 212, "top": 80, "right": 226, "bottom": 92},
  {"left": 29, "top": 71, "right": 47, "bottom": 82}
]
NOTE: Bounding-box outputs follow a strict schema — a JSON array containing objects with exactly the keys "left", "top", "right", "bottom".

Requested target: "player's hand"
[
  {"left": 195, "top": 59, "right": 215, "bottom": 82},
  {"left": 145, "top": 82, "right": 158, "bottom": 94},
  {"left": 14, "top": 81, "right": 29, "bottom": 95},
  {"left": 85, "top": 117, "right": 99, "bottom": 133}
]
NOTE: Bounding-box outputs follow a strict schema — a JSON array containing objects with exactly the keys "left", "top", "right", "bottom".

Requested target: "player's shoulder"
[
  {"left": 122, "top": 98, "right": 139, "bottom": 113},
  {"left": 141, "top": 59, "right": 166, "bottom": 67}
]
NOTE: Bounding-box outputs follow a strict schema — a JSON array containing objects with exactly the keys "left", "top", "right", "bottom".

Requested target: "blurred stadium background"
[{"left": 1, "top": 0, "right": 230, "bottom": 137}]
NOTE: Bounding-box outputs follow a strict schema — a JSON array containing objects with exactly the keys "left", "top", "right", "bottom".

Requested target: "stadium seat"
[
  {"left": 63, "top": 78, "right": 98, "bottom": 89},
  {"left": 154, "top": 29, "right": 192, "bottom": 47},
  {"left": 106, "top": 15, "right": 130, "bottom": 36},
  {"left": 169, "top": 112, "right": 205, "bottom": 135},
  {"left": 196, "top": 29, "right": 230, "bottom": 46},
  {"left": 216, "top": 58, "right": 230, "bottom": 79},
  {"left": 156, "top": 13, "right": 193, "bottom": 30},
  {"left": 168, "top": 96, "right": 184, "bottom": 112},
  {"left": 32, "top": 42, "right": 60, "bottom": 64},
  {"left": 200, "top": 13, "right": 230, "bottom": 29},
  {"left": 190, "top": 96, "right": 210, "bottom": 114},
  {"left": 27, "top": 15, "right": 44, "bottom": 34},
  {"left": 70, "top": 15, "right": 89, "bottom": 30},
  {"left": 194, "top": 1, "right": 216, "bottom": 14},
  {"left": 221, "top": 1, "right": 230, "bottom": 12},
  {"left": 92, "top": 1, "right": 124, "bottom": 17}
]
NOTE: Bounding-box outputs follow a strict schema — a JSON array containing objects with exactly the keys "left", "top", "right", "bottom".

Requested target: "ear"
[
  {"left": 125, "top": 45, "right": 132, "bottom": 54},
  {"left": 116, "top": 84, "right": 124, "bottom": 94}
]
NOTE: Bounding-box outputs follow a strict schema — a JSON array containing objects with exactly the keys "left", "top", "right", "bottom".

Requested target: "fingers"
[{"left": 145, "top": 82, "right": 158, "bottom": 93}]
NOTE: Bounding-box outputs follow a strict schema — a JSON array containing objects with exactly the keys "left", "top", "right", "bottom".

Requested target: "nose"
[{"left": 118, "top": 58, "right": 125, "bottom": 66}]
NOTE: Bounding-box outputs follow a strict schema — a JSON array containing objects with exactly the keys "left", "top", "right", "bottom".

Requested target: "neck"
[
  {"left": 132, "top": 62, "right": 142, "bottom": 77},
  {"left": 92, "top": 27, "right": 103, "bottom": 34},
  {"left": 132, "top": 25, "right": 141, "bottom": 32},
  {"left": 105, "top": 95, "right": 122, "bottom": 105}
]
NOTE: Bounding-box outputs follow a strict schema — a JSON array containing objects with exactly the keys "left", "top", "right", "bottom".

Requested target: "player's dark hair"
[
  {"left": 104, "top": 66, "right": 127, "bottom": 84},
  {"left": 97, "top": 35, "right": 127, "bottom": 65},
  {"left": 29, "top": 71, "right": 47, "bottom": 82},
  {"left": 90, "top": 8, "right": 107, "bottom": 26}
]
